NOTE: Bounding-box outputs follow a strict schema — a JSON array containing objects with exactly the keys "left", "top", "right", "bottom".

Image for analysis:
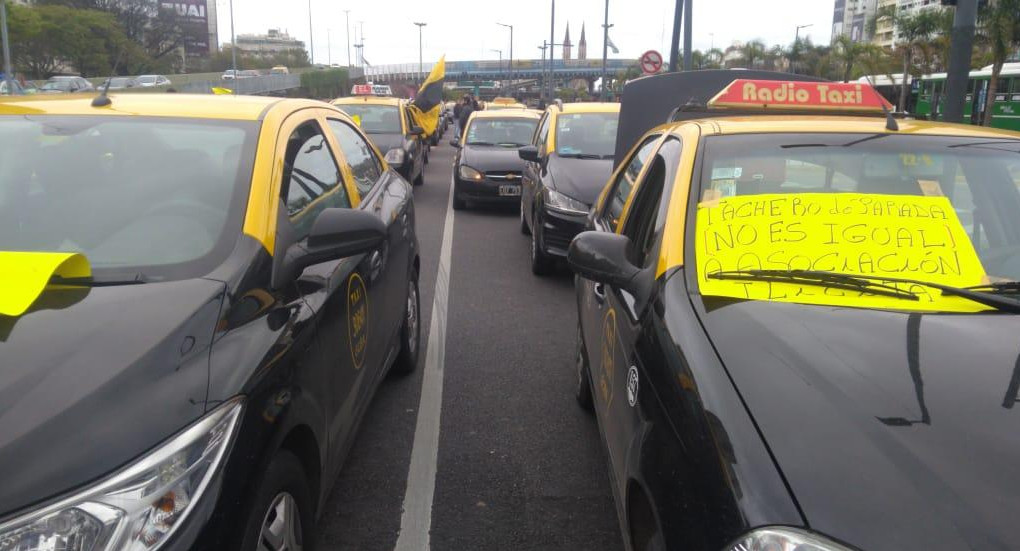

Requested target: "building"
[
  {"left": 563, "top": 24, "right": 572, "bottom": 61},
  {"left": 872, "top": 0, "right": 897, "bottom": 48},
  {"left": 578, "top": 23, "right": 587, "bottom": 61},
  {"left": 161, "top": 1, "right": 219, "bottom": 57},
  {"left": 235, "top": 29, "right": 306, "bottom": 57},
  {"left": 832, "top": 0, "right": 879, "bottom": 43}
]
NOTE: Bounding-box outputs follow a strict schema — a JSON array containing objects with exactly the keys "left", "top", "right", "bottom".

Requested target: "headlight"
[
  {"left": 384, "top": 148, "right": 406, "bottom": 165},
  {"left": 724, "top": 527, "right": 857, "bottom": 551},
  {"left": 458, "top": 165, "right": 484, "bottom": 181},
  {"left": 0, "top": 398, "right": 243, "bottom": 551},
  {"left": 544, "top": 188, "right": 590, "bottom": 215}
]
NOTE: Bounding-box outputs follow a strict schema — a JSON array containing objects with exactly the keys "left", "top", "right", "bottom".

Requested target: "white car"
[{"left": 134, "top": 75, "right": 171, "bottom": 88}]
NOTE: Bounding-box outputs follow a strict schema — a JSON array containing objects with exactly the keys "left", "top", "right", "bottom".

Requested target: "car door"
[
  {"left": 589, "top": 137, "right": 681, "bottom": 480},
  {"left": 581, "top": 134, "right": 663, "bottom": 408},
  {"left": 523, "top": 111, "right": 553, "bottom": 228},
  {"left": 272, "top": 110, "right": 374, "bottom": 479}
]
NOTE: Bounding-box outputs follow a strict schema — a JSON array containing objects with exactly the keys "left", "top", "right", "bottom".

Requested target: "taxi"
[
  {"left": 0, "top": 93, "right": 422, "bottom": 550},
  {"left": 486, "top": 97, "right": 528, "bottom": 111},
  {"left": 519, "top": 101, "right": 620, "bottom": 274},
  {"left": 568, "top": 71, "right": 1020, "bottom": 551},
  {"left": 333, "top": 91, "right": 428, "bottom": 186},
  {"left": 450, "top": 109, "right": 540, "bottom": 210}
]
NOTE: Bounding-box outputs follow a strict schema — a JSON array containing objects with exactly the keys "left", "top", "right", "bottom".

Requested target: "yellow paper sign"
[
  {"left": 211, "top": 87, "right": 233, "bottom": 95},
  {"left": 351, "top": 114, "right": 362, "bottom": 127},
  {"left": 695, "top": 193, "right": 988, "bottom": 312},
  {"left": 0, "top": 252, "right": 91, "bottom": 317}
]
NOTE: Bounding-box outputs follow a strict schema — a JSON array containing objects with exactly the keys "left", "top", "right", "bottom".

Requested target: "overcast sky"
[{"left": 213, "top": 0, "right": 834, "bottom": 67}]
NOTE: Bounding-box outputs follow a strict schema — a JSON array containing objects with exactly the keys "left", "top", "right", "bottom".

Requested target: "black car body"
[
  {"left": 333, "top": 96, "right": 427, "bottom": 186},
  {"left": 451, "top": 110, "right": 540, "bottom": 210},
  {"left": 0, "top": 94, "right": 421, "bottom": 551},
  {"left": 569, "top": 71, "right": 1020, "bottom": 551},
  {"left": 519, "top": 102, "right": 620, "bottom": 275}
]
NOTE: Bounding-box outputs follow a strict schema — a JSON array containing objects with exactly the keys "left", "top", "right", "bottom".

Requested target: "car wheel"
[
  {"left": 238, "top": 450, "right": 314, "bottom": 551},
  {"left": 413, "top": 171, "right": 424, "bottom": 187},
  {"left": 530, "top": 211, "right": 554, "bottom": 276},
  {"left": 575, "top": 324, "right": 594, "bottom": 411},
  {"left": 392, "top": 275, "right": 421, "bottom": 375},
  {"left": 519, "top": 200, "right": 531, "bottom": 235},
  {"left": 452, "top": 194, "right": 466, "bottom": 210}
]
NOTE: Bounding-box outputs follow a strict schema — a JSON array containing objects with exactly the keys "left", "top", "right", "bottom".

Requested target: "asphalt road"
[{"left": 314, "top": 127, "right": 623, "bottom": 551}]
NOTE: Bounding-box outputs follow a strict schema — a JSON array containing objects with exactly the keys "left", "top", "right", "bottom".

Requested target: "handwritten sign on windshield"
[{"left": 695, "top": 193, "right": 988, "bottom": 312}]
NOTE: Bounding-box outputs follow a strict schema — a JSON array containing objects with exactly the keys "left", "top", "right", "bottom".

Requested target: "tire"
[
  {"left": 392, "top": 275, "right": 421, "bottom": 375},
  {"left": 238, "top": 450, "right": 314, "bottom": 551},
  {"left": 452, "top": 194, "right": 466, "bottom": 210},
  {"left": 413, "top": 170, "right": 424, "bottom": 187},
  {"left": 530, "top": 211, "right": 555, "bottom": 276},
  {"left": 519, "top": 200, "right": 531, "bottom": 235},
  {"left": 575, "top": 324, "right": 594, "bottom": 411}
]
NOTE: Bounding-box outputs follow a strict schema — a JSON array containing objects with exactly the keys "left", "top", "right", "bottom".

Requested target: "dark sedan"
[
  {"left": 519, "top": 102, "right": 620, "bottom": 275},
  {"left": 451, "top": 109, "right": 540, "bottom": 210},
  {"left": 0, "top": 94, "right": 421, "bottom": 550}
]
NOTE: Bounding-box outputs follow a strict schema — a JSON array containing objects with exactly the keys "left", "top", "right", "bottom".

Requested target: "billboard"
[{"left": 161, "top": 0, "right": 212, "bottom": 57}]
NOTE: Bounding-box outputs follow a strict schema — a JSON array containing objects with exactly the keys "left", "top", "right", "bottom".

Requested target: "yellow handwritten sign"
[
  {"left": 0, "top": 252, "right": 91, "bottom": 317},
  {"left": 695, "top": 193, "right": 988, "bottom": 312},
  {"left": 351, "top": 114, "right": 362, "bottom": 127}
]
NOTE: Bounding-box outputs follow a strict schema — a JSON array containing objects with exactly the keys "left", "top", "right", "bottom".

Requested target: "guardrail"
[{"left": 178, "top": 74, "right": 301, "bottom": 94}]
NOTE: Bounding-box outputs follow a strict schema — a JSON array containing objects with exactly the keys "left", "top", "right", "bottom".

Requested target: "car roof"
[
  {"left": 0, "top": 93, "right": 324, "bottom": 121},
  {"left": 680, "top": 115, "right": 1020, "bottom": 139},
  {"left": 555, "top": 102, "right": 620, "bottom": 114},
  {"left": 471, "top": 110, "right": 540, "bottom": 120},
  {"left": 333, "top": 96, "right": 404, "bottom": 107}
]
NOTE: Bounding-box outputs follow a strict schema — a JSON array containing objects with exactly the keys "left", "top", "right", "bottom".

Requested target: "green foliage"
[
  {"left": 6, "top": 1, "right": 129, "bottom": 78},
  {"left": 300, "top": 68, "right": 350, "bottom": 100}
]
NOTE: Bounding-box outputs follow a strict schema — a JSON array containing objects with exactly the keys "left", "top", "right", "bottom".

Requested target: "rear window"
[
  {"left": 0, "top": 116, "right": 258, "bottom": 280},
  {"left": 464, "top": 118, "right": 538, "bottom": 147},
  {"left": 335, "top": 104, "right": 402, "bottom": 134},
  {"left": 555, "top": 112, "right": 618, "bottom": 158}
]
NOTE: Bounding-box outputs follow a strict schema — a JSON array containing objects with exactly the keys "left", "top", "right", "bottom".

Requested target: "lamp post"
[
  {"left": 601, "top": 0, "right": 611, "bottom": 101},
  {"left": 793, "top": 23, "right": 812, "bottom": 74},
  {"left": 229, "top": 0, "right": 237, "bottom": 91},
  {"left": 0, "top": 2, "right": 12, "bottom": 95},
  {"left": 345, "top": 10, "right": 351, "bottom": 67},
  {"left": 414, "top": 22, "right": 426, "bottom": 84},
  {"left": 496, "top": 23, "right": 513, "bottom": 93},
  {"left": 548, "top": 0, "right": 555, "bottom": 101},
  {"left": 308, "top": 0, "right": 314, "bottom": 65},
  {"left": 490, "top": 49, "right": 503, "bottom": 89}
]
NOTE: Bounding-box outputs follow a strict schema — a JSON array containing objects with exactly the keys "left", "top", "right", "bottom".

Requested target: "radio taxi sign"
[{"left": 708, "top": 79, "right": 893, "bottom": 112}]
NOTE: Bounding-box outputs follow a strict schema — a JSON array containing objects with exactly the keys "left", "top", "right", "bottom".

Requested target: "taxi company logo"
[
  {"left": 626, "top": 366, "right": 639, "bottom": 407},
  {"left": 347, "top": 273, "right": 369, "bottom": 369},
  {"left": 708, "top": 79, "right": 892, "bottom": 111},
  {"left": 742, "top": 82, "right": 863, "bottom": 106}
]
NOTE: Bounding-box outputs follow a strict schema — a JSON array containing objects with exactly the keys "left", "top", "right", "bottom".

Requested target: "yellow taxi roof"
[
  {"left": 333, "top": 96, "right": 404, "bottom": 107},
  {"left": 471, "top": 109, "right": 540, "bottom": 120},
  {"left": 0, "top": 93, "right": 301, "bottom": 121},
  {"left": 558, "top": 102, "right": 620, "bottom": 114},
  {"left": 690, "top": 115, "right": 1020, "bottom": 139}
]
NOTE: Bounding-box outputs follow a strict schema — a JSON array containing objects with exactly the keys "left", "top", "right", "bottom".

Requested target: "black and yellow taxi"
[
  {"left": 450, "top": 109, "right": 540, "bottom": 210},
  {"left": 0, "top": 93, "right": 421, "bottom": 550},
  {"left": 569, "top": 70, "right": 1020, "bottom": 551},
  {"left": 519, "top": 101, "right": 620, "bottom": 274},
  {"left": 485, "top": 97, "right": 528, "bottom": 111},
  {"left": 333, "top": 91, "right": 428, "bottom": 186}
]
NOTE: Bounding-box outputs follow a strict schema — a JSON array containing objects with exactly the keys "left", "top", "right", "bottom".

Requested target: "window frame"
[
  {"left": 326, "top": 117, "right": 385, "bottom": 200},
  {"left": 596, "top": 133, "right": 664, "bottom": 233},
  {"left": 620, "top": 136, "right": 683, "bottom": 269},
  {"left": 278, "top": 117, "right": 352, "bottom": 239}
]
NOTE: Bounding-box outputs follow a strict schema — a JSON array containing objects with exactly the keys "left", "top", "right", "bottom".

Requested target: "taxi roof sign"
[
  {"left": 708, "top": 79, "right": 893, "bottom": 112},
  {"left": 351, "top": 84, "right": 393, "bottom": 97}
]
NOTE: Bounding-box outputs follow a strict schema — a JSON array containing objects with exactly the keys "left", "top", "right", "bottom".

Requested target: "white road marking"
[{"left": 394, "top": 173, "right": 455, "bottom": 551}]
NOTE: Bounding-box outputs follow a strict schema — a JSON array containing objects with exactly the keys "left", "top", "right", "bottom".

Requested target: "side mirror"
[
  {"left": 410, "top": 125, "right": 424, "bottom": 136},
  {"left": 518, "top": 145, "right": 540, "bottom": 163},
  {"left": 567, "top": 232, "right": 641, "bottom": 290},
  {"left": 277, "top": 208, "right": 386, "bottom": 285}
]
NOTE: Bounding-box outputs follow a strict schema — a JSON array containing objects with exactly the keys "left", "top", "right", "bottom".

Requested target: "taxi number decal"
[
  {"left": 599, "top": 309, "right": 617, "bottom": 408},
  {"left": 347, "top": 273, "right": 369, "bottom": 369}
]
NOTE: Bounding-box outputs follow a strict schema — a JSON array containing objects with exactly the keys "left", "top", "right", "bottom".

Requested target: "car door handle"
[
  {"left": 593, "top": 282, "right": 606, "bottom": 305},
  {"left": 370, "top": 250, "right": 383, "bottom": 273}
]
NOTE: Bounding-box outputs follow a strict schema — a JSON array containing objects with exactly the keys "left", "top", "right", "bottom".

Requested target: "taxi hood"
[
  {"left": 0, "top": 279, "right": 224, "bottom": 517},
  {"left": 548, "top": 156, "right": 614, "bottom": 207},
  {"left": 460, "top": 145, "right": 528, "bottom": 174},
  {"left": 697, "top": 297, "right": 1020, "bottom": 551}
]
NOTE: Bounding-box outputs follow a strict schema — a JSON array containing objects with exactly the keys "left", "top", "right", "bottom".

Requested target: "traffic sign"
[{"left": 640, "top": 50, "right": 663, "bottom": 75}]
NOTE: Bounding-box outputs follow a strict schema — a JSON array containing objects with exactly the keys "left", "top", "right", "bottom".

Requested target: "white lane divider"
[{"left": 394, "top": 173, "right": 455, "bottom": 551}]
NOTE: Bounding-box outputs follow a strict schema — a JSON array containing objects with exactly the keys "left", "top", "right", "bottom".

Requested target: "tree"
[
  {"left": 978, "top": 0, "right": 1020, "bottom": 125},
  {"left": 705, "top": 48, "right": 725, "bottom": 69},
  {"left": 891, "top": 7, "right": 943, "bottom": 111},
  {"left": 39, "top": 0, "right": 188, "bottom": 64},
  {"left": 740, "top": 40, "right": 767, "bottom": 69},
  {"left": 833, "top": 35, "right": 865, "bottom": 82},
  {"left": 6, "top": 2, "right": 128, "bottom": 78}
]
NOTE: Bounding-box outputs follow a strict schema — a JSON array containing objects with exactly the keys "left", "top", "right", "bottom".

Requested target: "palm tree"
[
  {"left": 892, "top": 8, "right": 943, "bottom": 111},
  {"left": 834, "top": 35, "right": 865, "bottom": 82},
  {"left": 740, "top": 40, "right": 767, "bottom": 69},
  {"left": 978, "top": 0, "right": 1020, "bottom": 126},
  {"left": 706, "top": 48, "right": 725, "bottom": 69}
]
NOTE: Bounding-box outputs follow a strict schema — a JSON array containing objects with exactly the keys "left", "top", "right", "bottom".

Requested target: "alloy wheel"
[
  {"left": 406, "top": 280, "right": 419, "bottom": 356},
  {"left": 258, "top": 492, "right": 303, "bottom": 551}
]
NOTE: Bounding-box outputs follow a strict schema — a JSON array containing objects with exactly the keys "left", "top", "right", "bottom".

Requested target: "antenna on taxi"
[
  {"left": 92, "top": 47, "right": 124, "bottom": 108},
  {"left": 882, "top": 104, "right": 899, "bottom": 132}
]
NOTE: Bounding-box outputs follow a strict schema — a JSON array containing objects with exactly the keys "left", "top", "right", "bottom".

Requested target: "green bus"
[{"left": 914, "top": 63, "right": 1020, "bottom": 131}]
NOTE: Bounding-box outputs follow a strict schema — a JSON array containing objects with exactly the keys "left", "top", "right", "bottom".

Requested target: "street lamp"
[
  {"left": 345, "top": 10, "right": 351, "bottom": 68},
  {"left": 490, "top": 49, "right": 503, "bottom": 88},
  {"left": 308, "top": 0, "right": 314, "bottom": 65},
  {"left": 0, "top": 2, "right": 12, "bottom": 95},
  {"left": 229, "top": 0, "right": 237, "bottom": 92},
  {"left": 414, "top": 22, "right": 427, "bottom": 84},
  {"left": 600, "top": 0, "right": 611, "bottom": 101},
  {"left": 496, "top": 22, "right": 513, "bottom": 94},
  {"left": 793, "top": 24, "right": 813, "bottom": 74}
]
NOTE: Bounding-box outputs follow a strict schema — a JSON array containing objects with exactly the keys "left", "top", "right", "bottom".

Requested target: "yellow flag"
[{"left": 409, "top": 56, "right": 446, "bottom": 136}]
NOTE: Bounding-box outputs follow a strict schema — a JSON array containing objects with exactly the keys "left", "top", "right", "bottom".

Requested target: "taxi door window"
[
  {"left": 600, "top": 135, "right": 661, "bottom": 231},
  {"left": 535, "top": 113, "right": 552, "bottom": 149},
  {"left": 621, "top": 137, "right": 682, "bottom": 268},
  {"left": 282, "top": 121, "right": 351, "bottom": 239},
  {"left": 327, "top": 119, "right": 383, "bottom": 197}
]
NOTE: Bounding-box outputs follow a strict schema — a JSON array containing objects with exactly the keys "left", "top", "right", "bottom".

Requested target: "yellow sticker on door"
[
  {"left": 347, "top": 273, "right": 369, "bottom": 369},
  {"left": 599, "top": 309, "right": 617, "bottom": 408}
]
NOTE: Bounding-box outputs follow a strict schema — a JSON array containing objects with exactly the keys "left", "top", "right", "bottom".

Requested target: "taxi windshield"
[
  {"left": 0, "top": 115, "right": 258, "bottom": 280},
  {"left": 335, "top": 104, "right": 402, "bottom": 134},
  {"left": 556, "top": 112, "right": 618, "bottom": 158},
  {"left": 693, "top": 133, "right": 1020, "bottom": 312},
  {"left": 465, "top": 118, "right": 538, "bottom": 146}
]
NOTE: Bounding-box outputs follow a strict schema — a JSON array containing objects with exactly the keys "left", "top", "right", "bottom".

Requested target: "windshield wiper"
[
  {"left": 708, "top": 270, "right": 920, "bottom": 300},
  {"left": 965, "top": 281, "right": 1020, "bottom": 294},
  {"left": 707, "top": 270, "right": 1020, "bottom": 313},
  {"left": 497, "top": 142, "right": 528, "bottom": 147},
  {"left": 560, "top": 153, "right": 606, "bottom": 159},
  {"left": 466, "top": 141, "right": 497, "bottom": 146},
  {"left": 49, "top": 273, "right": 151, "bottom": 287}
]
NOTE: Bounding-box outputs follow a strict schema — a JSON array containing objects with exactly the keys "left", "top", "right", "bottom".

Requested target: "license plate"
[{"left": 499, "top": 184, "right": 521, "bottom": 196}]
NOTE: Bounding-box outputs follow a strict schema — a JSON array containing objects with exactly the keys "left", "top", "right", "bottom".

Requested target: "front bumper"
[
  {"left": 538, "top": 207, "right": 587, "bottom": 257},
  {"left": 454, "top": 176, "right": 523, "bottom": 205}
]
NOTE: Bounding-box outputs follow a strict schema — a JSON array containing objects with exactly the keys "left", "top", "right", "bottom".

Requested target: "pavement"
[{"left": 314, "top": 126, "right": 623, "bottom": 551}]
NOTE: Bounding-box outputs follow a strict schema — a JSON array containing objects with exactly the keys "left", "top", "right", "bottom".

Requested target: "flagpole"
[{"left": 601, "top": 0, "right": 610, "bottom": 101}]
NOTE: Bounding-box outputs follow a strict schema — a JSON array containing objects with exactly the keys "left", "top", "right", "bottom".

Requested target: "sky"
[{"left": 213, "top": 0, "right": 835, "bottom": 67}]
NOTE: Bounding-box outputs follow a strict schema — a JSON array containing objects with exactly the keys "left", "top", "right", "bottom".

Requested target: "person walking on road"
[
  {"left": 453, "top": 97, "right": 465, "bottom": 137},
  {"left": 457, "top": 96, "right": 476, "bottom": 137}
]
